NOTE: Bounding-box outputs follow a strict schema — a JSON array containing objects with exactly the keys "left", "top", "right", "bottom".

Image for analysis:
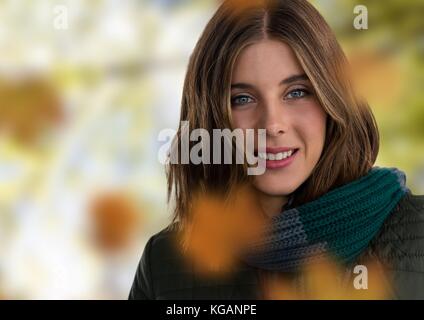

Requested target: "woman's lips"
[{"left": 263, "top": 148, "right": 299, "bottom": 169}]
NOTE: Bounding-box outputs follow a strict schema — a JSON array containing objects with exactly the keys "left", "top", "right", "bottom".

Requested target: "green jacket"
[{"left": 129, "top": 190, "right": 424, "bottom": 299}]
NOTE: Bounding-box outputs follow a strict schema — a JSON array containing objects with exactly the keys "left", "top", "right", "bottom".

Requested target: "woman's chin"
[{"left": 253, "top": 178, "right": 298, "bottom": 197}]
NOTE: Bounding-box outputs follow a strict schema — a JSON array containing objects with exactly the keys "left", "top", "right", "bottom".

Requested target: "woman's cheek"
[
  {"left": 231, "top": 109, "right": 258, "bottom": 130},
  {"left": 298, "top": 109, "right": 326, "bottom": 162}
]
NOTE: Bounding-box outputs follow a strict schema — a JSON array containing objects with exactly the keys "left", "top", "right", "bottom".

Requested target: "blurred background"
[{"left": 0, "top": 0, "right": 422, "bottom": 299}]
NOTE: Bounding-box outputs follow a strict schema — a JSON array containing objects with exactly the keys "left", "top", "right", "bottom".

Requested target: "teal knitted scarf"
[{"left": 243, "top": 166, "right": 410, "bottom": 271}]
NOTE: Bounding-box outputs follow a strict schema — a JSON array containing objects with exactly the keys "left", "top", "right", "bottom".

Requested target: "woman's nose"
[
  {"left": 259, "top": 100, "right": 289, "bottom": 137},
  {"left": 266, "top": 123, "right": 285, "bottom": 137}
]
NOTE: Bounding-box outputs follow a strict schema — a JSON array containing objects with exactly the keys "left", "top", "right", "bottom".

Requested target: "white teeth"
[
  {"left": 259, "top": 149, "right": 296, "bottom": 160},
  {"left": 258, "top": 153, "right": 267, "bottom": 160}
]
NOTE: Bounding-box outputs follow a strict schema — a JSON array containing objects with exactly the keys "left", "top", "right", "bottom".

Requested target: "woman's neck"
[{"left": 257, "top": 192, "right": 288, "bottom": 218}]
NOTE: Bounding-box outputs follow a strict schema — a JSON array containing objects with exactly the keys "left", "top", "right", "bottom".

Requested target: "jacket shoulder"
[
  {"left": 365, "top": 191, "right": 424, "bottom": 299},
  {"left": 371, "top": 192, "right": 424, "bottom": 266},
  {"left": 128, "top": 223, "right": 192, "bottom": 299},
  {"left": 129, "top": 223, "right": 260, "bottom": 299}
]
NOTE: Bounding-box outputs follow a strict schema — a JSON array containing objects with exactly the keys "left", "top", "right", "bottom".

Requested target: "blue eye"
[
  {"left": 286, "top": 89, "right": 310, "bottom": 99},
  {"left": 231, "top": 95, "right": 254, "bottom": 106}
]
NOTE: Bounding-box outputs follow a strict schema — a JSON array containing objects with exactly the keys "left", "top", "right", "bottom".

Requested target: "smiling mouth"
[{"left": 254, "top": 148, "right": 299, "bottom": 161}]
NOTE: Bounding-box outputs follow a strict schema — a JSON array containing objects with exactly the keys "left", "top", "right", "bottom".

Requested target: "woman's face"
[{"left": 230, "top": 39, "right": 327, "bottom": 197}]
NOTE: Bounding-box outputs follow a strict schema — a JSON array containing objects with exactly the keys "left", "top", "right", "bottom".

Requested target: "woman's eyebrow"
[
  {"left": 230, "top": 83, "right": 254, "bottom": 90},
  {"left": 280, "top": 73, "right": 309, "bottom": 85},
  {"left": 230, "top": 73, "right": 309, "bottom": 90}
]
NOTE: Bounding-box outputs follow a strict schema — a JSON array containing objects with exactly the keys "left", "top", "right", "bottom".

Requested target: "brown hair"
[{"left": 166, "top": 0, "right": 379, "bottom": 230}]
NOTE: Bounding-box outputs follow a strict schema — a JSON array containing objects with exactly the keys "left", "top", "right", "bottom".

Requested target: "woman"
[{"left": 129, "top": 0, "right": 424, "bottom": 299}]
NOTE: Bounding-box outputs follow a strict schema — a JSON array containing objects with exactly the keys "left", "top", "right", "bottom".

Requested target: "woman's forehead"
[{"left": 231, "top": 39, "right": 305, "bottom": 86}]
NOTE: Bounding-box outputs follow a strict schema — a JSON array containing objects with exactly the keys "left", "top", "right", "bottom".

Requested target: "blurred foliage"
[
  {"left": 89, "top": 190, "right": 143, "bottom": 253},
  {"left": 0, "top": 77, "right": 63, "bottom": 146},
  {"left": 263, "top": 255, "right": 391, "bottom": 300},
  {"left": 316, "top": 0, "right": 424, "bottom": 191}
]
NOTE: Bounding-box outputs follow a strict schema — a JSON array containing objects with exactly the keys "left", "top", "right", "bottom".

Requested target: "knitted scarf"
[{"left": 242, "top": 166, "right": 410, "bottom": 272}]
